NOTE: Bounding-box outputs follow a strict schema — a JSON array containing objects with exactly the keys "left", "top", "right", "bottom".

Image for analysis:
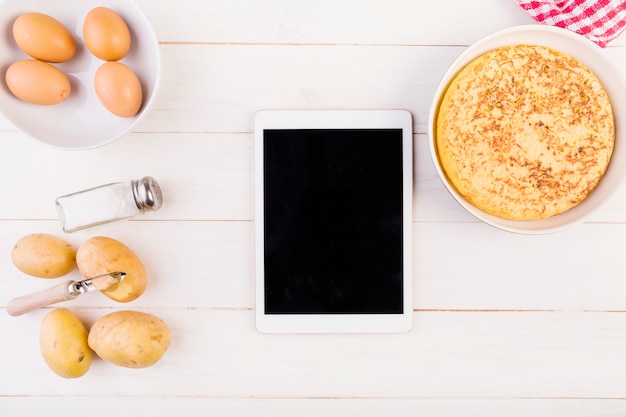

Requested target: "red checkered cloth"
[{"left": 514, "top": 0, "right": 626, "bottom": 47}]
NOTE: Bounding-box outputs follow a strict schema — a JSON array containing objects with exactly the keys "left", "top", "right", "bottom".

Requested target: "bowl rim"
[{"left": 427, "top": 24, "right": 626, "bottom": 234}]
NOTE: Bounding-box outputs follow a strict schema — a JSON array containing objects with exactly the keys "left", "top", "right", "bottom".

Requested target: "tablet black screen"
[{"left": 263, "top": 129, "right": 404, "bottom": 314}]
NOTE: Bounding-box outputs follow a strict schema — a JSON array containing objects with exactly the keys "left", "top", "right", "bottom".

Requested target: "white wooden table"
[{"left": 3, "top": 0, "right": 626, "bottom": 415}]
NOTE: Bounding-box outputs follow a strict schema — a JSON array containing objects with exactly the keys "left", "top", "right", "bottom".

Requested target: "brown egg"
[
  {"left": 83, "top": 7, "right": 131, "bottom": 61},
  {"left": 94, "top": 61, "right": 143, "bottom": 117},
  {"left": 12, "top": 13, "right": 76, "bottom": 63},
  {"left": 5, "top": 59, "right": 71, "bottom": 105}
]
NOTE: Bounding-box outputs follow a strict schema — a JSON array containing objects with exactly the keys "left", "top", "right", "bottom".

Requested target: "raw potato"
[
  {"left": 76, "top": 236, "right": 147, "bottom": 302},
  {"left": 11, "top": 233, "right": 76, "bottom": 278},
  {"left": 88, "top": 310, "right": 170, "bottom": 368},
  {"left": 40, "top": 308, "right": 92, "bottom": 378}
]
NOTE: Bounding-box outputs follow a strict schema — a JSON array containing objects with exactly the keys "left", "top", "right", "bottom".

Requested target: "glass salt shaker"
[{"left": 56, "top": 176, "right": 163, "bottom": 233}]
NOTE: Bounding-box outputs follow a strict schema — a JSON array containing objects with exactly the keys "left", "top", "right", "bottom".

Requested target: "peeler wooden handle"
[{"left": 7, "top": 281, "right": 77, "bottom": 317}]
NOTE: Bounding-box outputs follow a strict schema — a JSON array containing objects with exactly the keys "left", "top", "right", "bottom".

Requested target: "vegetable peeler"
[{"left": 7, "top": 271, "right": 126, "bottom": 317}]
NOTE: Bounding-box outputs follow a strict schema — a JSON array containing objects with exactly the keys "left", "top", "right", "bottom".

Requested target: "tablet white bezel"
[{"left": 254, "top": 110, "right": 413, "bottom": 333}]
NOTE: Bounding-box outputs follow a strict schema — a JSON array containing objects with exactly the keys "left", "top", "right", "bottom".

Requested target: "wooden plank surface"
[{"left": 1, "top": 0, "right": 626, "bottom": 415}]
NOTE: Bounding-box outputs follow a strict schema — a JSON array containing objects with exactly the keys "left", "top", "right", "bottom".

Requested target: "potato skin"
[
  {"left": 88, "top": 310, "right": 170, "bottom": 368},
  {"left": 11, "top": 233, "right": 76, "bottom": 278},
  {"left": 40, "top": 308, "right": 92, "bottom": 378},
  {"left": 76, "top": 236, "right": 147, "bottom": 302}
]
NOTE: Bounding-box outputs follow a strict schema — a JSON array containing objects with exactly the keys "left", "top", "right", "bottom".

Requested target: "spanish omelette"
[{"left": 436, "top": 44, "right": 615, "bottom": 220}]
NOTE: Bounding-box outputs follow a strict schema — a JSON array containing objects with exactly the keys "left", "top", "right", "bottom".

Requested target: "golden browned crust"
[{"left": 436, "top": 44, "right": 615, "bottom": 220}]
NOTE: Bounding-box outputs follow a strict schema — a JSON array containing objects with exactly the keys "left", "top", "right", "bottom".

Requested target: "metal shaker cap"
[{"left": 131, "top": 176, "right": 163, "bottom": 212}]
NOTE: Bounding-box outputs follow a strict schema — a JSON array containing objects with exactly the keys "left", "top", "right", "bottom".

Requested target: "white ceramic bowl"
[
  {"left": 0, "top": 0, "right": 160, "bottom": 150},
  {"left": 428, "top": 25, "right": 626, "bottom": 234}
]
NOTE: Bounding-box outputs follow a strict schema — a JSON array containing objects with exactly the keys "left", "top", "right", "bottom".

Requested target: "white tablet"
[{"left": 254, "top": 110, "right": 413, "bottom": 333}]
